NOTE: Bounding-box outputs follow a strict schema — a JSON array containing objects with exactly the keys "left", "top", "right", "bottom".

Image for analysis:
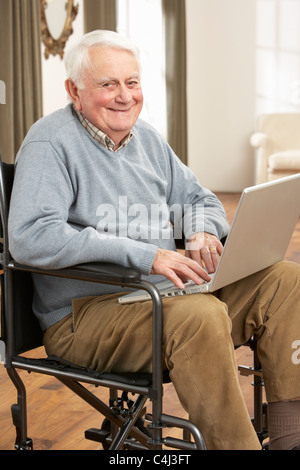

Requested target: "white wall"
[{"left": 186, "top": 0, "right": 256, "bottom": 192}]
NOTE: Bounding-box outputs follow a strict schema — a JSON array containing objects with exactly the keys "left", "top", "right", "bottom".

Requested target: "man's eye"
[{"left": 102, "top": 82, "right": 116, "bottom": 89}]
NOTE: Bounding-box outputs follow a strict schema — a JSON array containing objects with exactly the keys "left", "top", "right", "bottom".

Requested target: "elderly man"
[{"left": 8, "top": 30, "right": 300, "bottom": 450}]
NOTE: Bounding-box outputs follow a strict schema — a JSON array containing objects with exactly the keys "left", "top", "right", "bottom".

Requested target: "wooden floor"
[{"left": 1, "top": 192, "right": 299, "bottom": 450}]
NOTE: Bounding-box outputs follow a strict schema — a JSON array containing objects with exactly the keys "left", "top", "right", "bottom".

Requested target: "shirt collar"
[{"left": 73, "top": 107, "right": 133, "bottom": 152}]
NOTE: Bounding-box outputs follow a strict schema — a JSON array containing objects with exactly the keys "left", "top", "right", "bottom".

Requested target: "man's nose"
[{"left": 115, "top": 84, "right": 132, "bottom": 103}]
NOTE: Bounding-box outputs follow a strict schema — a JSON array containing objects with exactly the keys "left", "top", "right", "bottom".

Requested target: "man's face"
[{"left": 68, "top": 47, "right": 143, "bottom": 147}]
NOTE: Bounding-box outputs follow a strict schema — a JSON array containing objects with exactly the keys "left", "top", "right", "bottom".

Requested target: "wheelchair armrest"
[{"left": 9, "top": 261, "right": 141, "bottom": 286}]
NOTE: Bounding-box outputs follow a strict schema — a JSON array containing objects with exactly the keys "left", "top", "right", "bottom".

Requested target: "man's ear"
[{"left": 65, "top": 79, "right": 82, "bottom": 110}]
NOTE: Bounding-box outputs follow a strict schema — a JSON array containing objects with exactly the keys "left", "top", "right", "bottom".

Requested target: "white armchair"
[{"left": 250, "top": 113, "right": 300, "bottom": 184}]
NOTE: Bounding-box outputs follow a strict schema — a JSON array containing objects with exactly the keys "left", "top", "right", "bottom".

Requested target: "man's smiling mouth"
[{"left": 109, "top": 107, "right": 132, "bottom": 113}]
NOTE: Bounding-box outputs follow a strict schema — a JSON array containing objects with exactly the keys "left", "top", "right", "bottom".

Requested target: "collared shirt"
[{"left": 73, "top": 107, "right": 133, "bottom": 152}]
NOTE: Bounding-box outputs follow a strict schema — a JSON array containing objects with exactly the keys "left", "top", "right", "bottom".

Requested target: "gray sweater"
[{"left": 8, "top": 104, "right": 230, "bottom": 330}]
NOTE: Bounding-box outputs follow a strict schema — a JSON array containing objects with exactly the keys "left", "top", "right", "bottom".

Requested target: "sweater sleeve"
[
  {"left": 165, "top": 145, "right": 230, "bottom": 242},
  {"left": 8, "top": 142, "right": 158, "bottom": 273}
]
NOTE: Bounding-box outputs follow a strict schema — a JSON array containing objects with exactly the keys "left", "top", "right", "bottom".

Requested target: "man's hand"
[
  {"left": 150, "top": 247, "right": 212, "bottom": 289},
  {"left": 150, "top": 232, "right": 223, "bottom": 289},
  {"left": 185, "top": 232, "right": 223, "bottom": 273}
]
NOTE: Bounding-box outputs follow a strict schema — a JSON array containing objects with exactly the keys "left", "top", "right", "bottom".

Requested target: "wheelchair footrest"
[{"left": 85, "top": 427, "right": 110, "bottom": 444}]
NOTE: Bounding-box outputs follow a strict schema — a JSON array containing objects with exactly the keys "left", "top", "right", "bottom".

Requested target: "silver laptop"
[{"left": 118, "top": 174, "right": 300, "bottom": 304}]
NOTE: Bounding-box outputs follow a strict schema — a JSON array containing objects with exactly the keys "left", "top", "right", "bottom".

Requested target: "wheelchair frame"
[{"left": 0, "top": 156, "right": 206, "bottom": 450}]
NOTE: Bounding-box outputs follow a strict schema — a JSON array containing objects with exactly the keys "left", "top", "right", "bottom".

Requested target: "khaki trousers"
[{"left": 43, "top": 261, "right": 300, "bottom": 450}]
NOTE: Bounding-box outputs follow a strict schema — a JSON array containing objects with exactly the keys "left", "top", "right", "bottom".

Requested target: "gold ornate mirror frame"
[{"left": 40, "top": 0, "right": 79, "bottom": 59}]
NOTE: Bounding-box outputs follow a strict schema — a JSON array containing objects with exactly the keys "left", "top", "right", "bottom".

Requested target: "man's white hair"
[{"left": 64, "top": 30, "right": 141, "bottom": 89}]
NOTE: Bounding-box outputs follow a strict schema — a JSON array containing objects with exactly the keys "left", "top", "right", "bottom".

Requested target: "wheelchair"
[{"left": 0, "top": 155, "right": 268, "bottom": 450}]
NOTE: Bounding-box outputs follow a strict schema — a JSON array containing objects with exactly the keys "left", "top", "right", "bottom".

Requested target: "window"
[
  {"left": 117, "top": 0, "right": 167, "bottom": 138},
  {"left": 256, "top": 0, "right": 300, "bottom": 115}
]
